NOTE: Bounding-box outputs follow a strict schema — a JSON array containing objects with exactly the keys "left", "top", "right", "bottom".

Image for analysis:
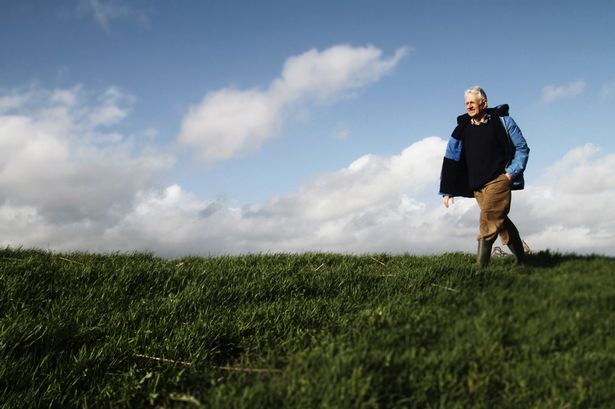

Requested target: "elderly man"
[{"left": 439, "top": 86, "right": 530, "bottom": 266}]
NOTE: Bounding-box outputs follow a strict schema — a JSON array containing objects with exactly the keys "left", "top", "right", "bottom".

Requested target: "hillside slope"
[{"left": 1, "top": 248, "right": 614, "bottom": 408}]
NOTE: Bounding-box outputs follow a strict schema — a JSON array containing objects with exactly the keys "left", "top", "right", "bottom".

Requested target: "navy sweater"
[{"left": 463, "top": 119, "right": 508, "bottom": 189}]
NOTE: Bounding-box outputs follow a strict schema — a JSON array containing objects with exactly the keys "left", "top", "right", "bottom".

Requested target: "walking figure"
[{"left": 439, "top": 86, "right": 530, "bottom": 266}]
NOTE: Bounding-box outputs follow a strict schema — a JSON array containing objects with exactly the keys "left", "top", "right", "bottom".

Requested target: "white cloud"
[
  {"left": 178, "top": 88, "right": 284, "bottom": 162},
  {"left": 270, "top": 45, "right": 408, "bottom": 102},
  {"left": 0, "top": 86, "right": 172, "bottom": 229},
  {"left": 79, "top": 0, "right": 150, "bottom": 31},
  {"left": 541, "top": 80, "right": 585, "bottom": 103},
  {"left": 177, "top": 44, "right": 408, "bottom": 162}
]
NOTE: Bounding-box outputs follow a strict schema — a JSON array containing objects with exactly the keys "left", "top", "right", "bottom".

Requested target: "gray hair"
[{"left": 464, "top": 86, "right": 487, "bottom": 102}]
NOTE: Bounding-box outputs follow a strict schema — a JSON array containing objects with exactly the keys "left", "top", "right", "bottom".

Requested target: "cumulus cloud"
[
  {"left": 541, "top": 80, "right": 585, "bottom": 103},
  {"left": 177, "top": 44, "right": 408, "bottom": 162},
  {"left": 0, "top": 86, "right": 172, "bottom": 235}
]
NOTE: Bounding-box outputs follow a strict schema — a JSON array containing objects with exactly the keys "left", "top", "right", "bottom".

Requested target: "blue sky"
[{"left": 1, "top": 0, "right": 615, "bottom": 256}]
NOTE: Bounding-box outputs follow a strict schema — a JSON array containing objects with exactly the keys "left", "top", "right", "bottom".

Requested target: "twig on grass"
[
  {"left": 135, "top": 354, "right": 193, "bottom": 366},
  {"left": 431, "top": 283, "right": 460, "bottom": 293},
  {"left": 0, "top": 257, "right": 26, "bottom": 262},
  {"left": 217, "top": 366, "right": 283, "bottom": 374},
  {"left": 57, "top": 256, "right": 85, "bottom": 266},
  {"left": 135, "top": 354, "right": 282, "bottom": 374},
  {"left": 313, "top": 263, "right": 325, "bottom": 272},
  {"left": 370, "top": 256, "right": 386, "bottom": 266}
]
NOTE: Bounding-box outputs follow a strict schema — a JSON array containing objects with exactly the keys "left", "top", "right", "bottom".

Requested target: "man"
[{"left": 439, "top": 86, "right": 530, "bottom": 266}]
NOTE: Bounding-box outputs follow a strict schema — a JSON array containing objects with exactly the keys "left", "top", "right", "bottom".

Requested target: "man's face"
[{"left": 465, "top": 95, "right": 486, "bottom": 118}]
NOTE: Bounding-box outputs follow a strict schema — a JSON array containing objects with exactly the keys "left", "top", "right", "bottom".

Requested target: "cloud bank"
[
  {"left": 0, "top": 85, "right": 172, "bottom": 248},
  {"left": 177, "top": 44, "right": 408, "bottom": 162},
  {"left": 2, "top": 82, "right": 615, "bottom": 257},
  {"left": 102, "top": 140, "right": 615, "bottom": 257}
]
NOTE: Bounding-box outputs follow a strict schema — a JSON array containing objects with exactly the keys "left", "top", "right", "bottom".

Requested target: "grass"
[{"left": 1, "top": 247, "right": 614, "bottom": 408}]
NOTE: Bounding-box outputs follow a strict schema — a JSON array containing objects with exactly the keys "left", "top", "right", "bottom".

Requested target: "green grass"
[{"left": 1, "top": 248, "right": 614, "bottom": 408}]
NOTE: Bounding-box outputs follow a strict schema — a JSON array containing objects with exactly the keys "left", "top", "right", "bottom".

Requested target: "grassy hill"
[{"left": 1, "top": 248, "right": 614, "bottom": 408}]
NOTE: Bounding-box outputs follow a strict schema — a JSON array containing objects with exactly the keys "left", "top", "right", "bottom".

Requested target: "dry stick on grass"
[
  {"left": 0, "top": 257, "right": 26, "bottom": 262},
  {"left": 431, "top": 283, "right": 460, "bottom": 293},
  {"left": 57, "top": 256, "right": 85, "bottom": 266},
  {"left": 135, "top": 354, "right": 193, "bottom": 366},
  {"left": 370, "top": 256, "right": 386, "bottom": 266},
  {"left": 217, "top": 366, "right": 283, "bottom": 374},
  {"left": 135, "top": 354, "right": 282, "bottom": 374},
  {"left": 313, "top": 263, "right": 325, "bottom": 272}
]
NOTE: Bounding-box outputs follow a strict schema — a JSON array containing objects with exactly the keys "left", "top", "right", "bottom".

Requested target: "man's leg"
[
  {"left": 474, "top": 174, "right": 512, "bottom": 266},
  {"left": 503, "top": 217, "right": 526, "bottom": 264}
]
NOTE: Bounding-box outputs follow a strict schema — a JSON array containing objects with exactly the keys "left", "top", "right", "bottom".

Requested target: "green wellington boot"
[{"left": 477, "top": 239, "right": 495, "bottom": 267}]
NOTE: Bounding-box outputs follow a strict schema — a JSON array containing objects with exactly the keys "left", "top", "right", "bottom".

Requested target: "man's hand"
[{"left": 443, "top": 195, "right": 454, "bottom": 208}]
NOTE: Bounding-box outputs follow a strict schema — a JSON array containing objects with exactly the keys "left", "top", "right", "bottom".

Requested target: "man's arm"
[{"left": 502, "top": 116, "right": 530, "bottom": 178}]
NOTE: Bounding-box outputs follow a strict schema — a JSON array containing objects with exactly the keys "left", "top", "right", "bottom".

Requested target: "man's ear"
[{"left": 481, "top": 99, "right": 488, "bottom": 108}]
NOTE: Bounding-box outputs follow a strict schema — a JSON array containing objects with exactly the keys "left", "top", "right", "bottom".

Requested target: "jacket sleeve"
[
  {"left": 439, "top": 136, "right": 473, "bottom": 198},
  {"left": 501, "top": 116, "right": 530, "bottom": 178}
]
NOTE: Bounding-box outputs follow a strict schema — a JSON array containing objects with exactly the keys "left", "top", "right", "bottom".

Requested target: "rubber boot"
[
  {"left": 507, "top": 236, "right": 526, "bottom": 264},
  {"left": 477, "top": 239, "right": 495, "bottom": 267},
  {"left": 503, "top": 218, "right": 526, "bottom": 264}
]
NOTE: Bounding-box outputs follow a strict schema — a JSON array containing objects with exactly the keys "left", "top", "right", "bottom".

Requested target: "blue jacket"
[{"left": 439, "top": 104, "right": 530, "bottom": 197}]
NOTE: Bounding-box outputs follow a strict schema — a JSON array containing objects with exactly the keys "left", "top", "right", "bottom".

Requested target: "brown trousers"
[{"left": 474, "top": 173, "right": 520, "bottom": 244}]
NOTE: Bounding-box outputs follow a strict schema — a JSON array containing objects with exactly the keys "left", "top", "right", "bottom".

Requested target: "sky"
[{"left": 1, "top": 0, "right": 615, "bottom": 257}]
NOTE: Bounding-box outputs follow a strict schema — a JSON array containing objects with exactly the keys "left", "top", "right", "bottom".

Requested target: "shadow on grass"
[{"left": 524, "top": 250, "right": 613, "bottom": 268}]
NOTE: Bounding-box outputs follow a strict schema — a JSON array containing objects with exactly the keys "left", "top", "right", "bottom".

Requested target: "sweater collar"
[{"left": 471, "top": 113, "right": 491, "bottom": 125}]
